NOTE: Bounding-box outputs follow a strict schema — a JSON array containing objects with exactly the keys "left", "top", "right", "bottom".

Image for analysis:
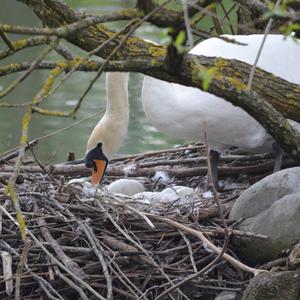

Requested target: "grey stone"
[
  {"left": 107, "top": 179, "right": 145, "bottom": 196},
  {"left": 230, "top": 167, "right": 300, "bottom": 220},
  {"left": 242, "top": 271, "right": 300, "bottom": 300},
  {"left": 232, "top": 193, "right": 300, "bottom": 263}
]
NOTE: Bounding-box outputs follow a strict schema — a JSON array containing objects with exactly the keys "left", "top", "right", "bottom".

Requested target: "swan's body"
[
  {"left": 142, "top": 35, "right": 300, "bottom": 153},
  {"left": 85, "top": 72, "right": 129, "bottom": 185}
]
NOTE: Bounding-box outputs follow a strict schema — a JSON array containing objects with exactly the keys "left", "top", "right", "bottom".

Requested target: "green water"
[{"left": 0, "top": 0, "right": 185, "bottom": 163}]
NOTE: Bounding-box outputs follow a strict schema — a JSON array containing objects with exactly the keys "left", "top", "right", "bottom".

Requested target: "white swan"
[
  {"left": 85, "top": 72, "right": 129, "bottom": 185},
  {"left": 142, "top": 34, "right": 300, "bottom": 188}
]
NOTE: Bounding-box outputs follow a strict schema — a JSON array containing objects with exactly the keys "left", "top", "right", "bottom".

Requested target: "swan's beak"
[{"left": 91, "top": 159, "right": 107, "bottom": 186}]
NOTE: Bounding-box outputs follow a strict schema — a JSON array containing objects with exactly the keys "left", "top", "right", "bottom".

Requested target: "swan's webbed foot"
[
  {"left": 272, "top": 142, "right": 283, "bottom": 172},
  {"left": 205, "top": 149, "right": 221, "bottom": 191}
]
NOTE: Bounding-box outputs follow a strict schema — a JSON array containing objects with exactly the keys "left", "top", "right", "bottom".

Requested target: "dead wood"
[{"left": 0, "top": 144, "right": 297, "bottom": 299}]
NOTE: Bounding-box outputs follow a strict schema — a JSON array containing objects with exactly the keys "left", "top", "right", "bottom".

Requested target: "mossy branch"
[
  {"left": 0, "top": 36, "right": 53, "bottom": 60},
  {"left": 4, "top": 39, "right": 60, "bottom": 240}
]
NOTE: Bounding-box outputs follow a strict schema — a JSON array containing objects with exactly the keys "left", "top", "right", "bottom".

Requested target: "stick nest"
[{"left": 0, "top": 144, "right": 292, "bottom": 299}]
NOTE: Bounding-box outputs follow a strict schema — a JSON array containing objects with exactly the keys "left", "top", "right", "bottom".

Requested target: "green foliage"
[
  {"left": 280, "top": 23, "right": 300, "bottom": 37},
  {"left": 174, "top": 30, "right": 186, "bottom": 54},
  {"left": 263, "top": 0, "right": 294, "bottom": 20},
  {"left": 160, "top": 27, "right": 172, "bottom": 45},
  {"left": 198, "top": 67, "right": 216, "bottom": 91},
  {"left": 161, "top": 28, "right": 186, "bottom": 54}
]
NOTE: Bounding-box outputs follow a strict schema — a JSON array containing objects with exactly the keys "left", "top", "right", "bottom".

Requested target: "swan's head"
[
  {"left": 84, "top": 142, "right": 108, "bottom": 186},
  {"left": 84, "top": 72, "right": 129, "bottom": 186}
]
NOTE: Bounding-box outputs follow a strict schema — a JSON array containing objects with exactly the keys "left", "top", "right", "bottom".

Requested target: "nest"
[{"left": 0, "top": 144, "right": 294, "bottom": 299}]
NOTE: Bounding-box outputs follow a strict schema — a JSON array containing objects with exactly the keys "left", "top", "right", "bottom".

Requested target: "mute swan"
[
  {"left": 85, "top": 72, "right": 129, "bottom": 185},
  {"left": 142, "top": 34, "right": 300, "bottom": 189}
]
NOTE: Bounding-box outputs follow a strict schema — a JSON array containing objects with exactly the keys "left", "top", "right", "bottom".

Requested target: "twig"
[
  {"left": 94, "top": 199, "right": 189, "bottom": 300},
  {"left": 15, "top": 238, "right": 32, "bottom": 300},
  {"left": 146, "top": 214, "right": 263, "bottom": 275},
  {"left": 0, "top": 29, "right": 14, "bottom": 50},
  {"left": 55, "top": 44, "right": 75, "bottom": 60},
  {"left": 103, "top": 235, "right": 154, "bottom": 267},
  {"left": 0, "top": 38, "right": 59, "bottom": 99},
  {"left": 220, "top": 2, "right": 236, "bottom": 34},
  {"left": 0, "top": 203, "right": 107, "bottom": 300},
  {"left": 0, "top": 139, "right": 39, "bottom": 163},
  {"left": 27, "top": 142, "right": 57, "bottom": 183},
  {"left": 247, "top": 0, "right": 281, "bottom": 90},
  {"left": 79, "top": 222, "right": 113, "bottom": 300},
  {"left": 0, "top": 16, "right": 123, "bottom": 37},
  {"left": 32, "top": 274, "right": 64, "bottom": 300},
  {"left": 109, "top": 195, "right": 155, "bottom": 229},
  {"left": 0, "top": 251, "right": 13, "bottom": 296},
  {"left": 204, "top": 121, "right": 230, "bottom": 261},
  {"left": 0, "top": 36, "right": 52, "bottom": 60},
  {"left": 182, "top": 0, "right": 194, "bottom": 49},
  {"left": 179, "top": 230, "right": 198, "bottom": 273},
  {"left": 34, "top": 204, "right": 87, "bottom": 280},
  {"left": 0, "top": 111, "right": 102, "bottom": 161},
  {"left": 54, "top": 266, "right": 90, "bottom": 300},
  {"left": 211, "top": 6, "right": 223, "bottom": 35}
]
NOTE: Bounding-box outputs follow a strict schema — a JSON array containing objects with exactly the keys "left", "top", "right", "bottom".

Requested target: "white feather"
[{"left": 142, "top": 35, "right": 300, "bottom": 152}]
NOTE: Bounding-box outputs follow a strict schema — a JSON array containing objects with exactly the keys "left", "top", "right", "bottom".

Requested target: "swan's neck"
[
  {"left": 105, "top": 72, "right": 129, "bottom": 116},
  {"left": 86, "top": 72, "right": 129, "bottom": 159}
]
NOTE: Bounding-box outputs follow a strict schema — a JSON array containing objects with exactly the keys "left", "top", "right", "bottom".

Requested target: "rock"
[
  {"left": 232, "top": 193, "right": 300, "bottom": 263},
  {"left": 107, "top": 179, "right": 145, "bottom": 196},
  {"left": 230, "top": 167, "right": 300, "bottom": 220},
  {"left": 229, "top": 168, "right": 300, "bottom": 263},
  {"left": 242, "top": 271, "right": 300, "bottom": 300}
]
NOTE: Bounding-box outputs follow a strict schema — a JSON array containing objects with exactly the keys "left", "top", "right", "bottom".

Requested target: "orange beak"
[{"left": 91, "top": 159, "right": 107, "bottom": 186}]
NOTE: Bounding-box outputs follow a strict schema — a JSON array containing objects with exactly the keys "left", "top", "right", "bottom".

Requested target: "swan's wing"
[
  {"left": 190, "top": 34, "right": 300, "bottom": 85},
  {"left": 142, "top": 76, "right": 271, "bottom": 151}
]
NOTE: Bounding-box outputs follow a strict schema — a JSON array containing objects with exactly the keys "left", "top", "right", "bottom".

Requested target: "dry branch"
[{"left": 0, "top": 142, "right": 295, "bottom": 299}]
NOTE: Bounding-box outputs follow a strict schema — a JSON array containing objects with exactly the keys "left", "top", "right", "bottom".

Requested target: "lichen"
[
  {"left": 20, "top": 106, "right": 31, "bottom": 145},
  {"left": 5, "top": 183, "right": 27, "bottom": 240},
  {"left": 12, "top": 39, "right": 27, "bottom": 49},
  {"left": 1, "top": 24, "right": 11, "bottom": 32},
  {"left": 214, "top": 57, "right": 229, "bottom": 69},
  {"left": 227, "top": 76, "right": 247, "bottom": 92},
  {"left": 148, "top": 45, "right": 167, "bottom": 58},
  {"left": 32, "top": 107, "right": 69, "bottom": 117}
]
